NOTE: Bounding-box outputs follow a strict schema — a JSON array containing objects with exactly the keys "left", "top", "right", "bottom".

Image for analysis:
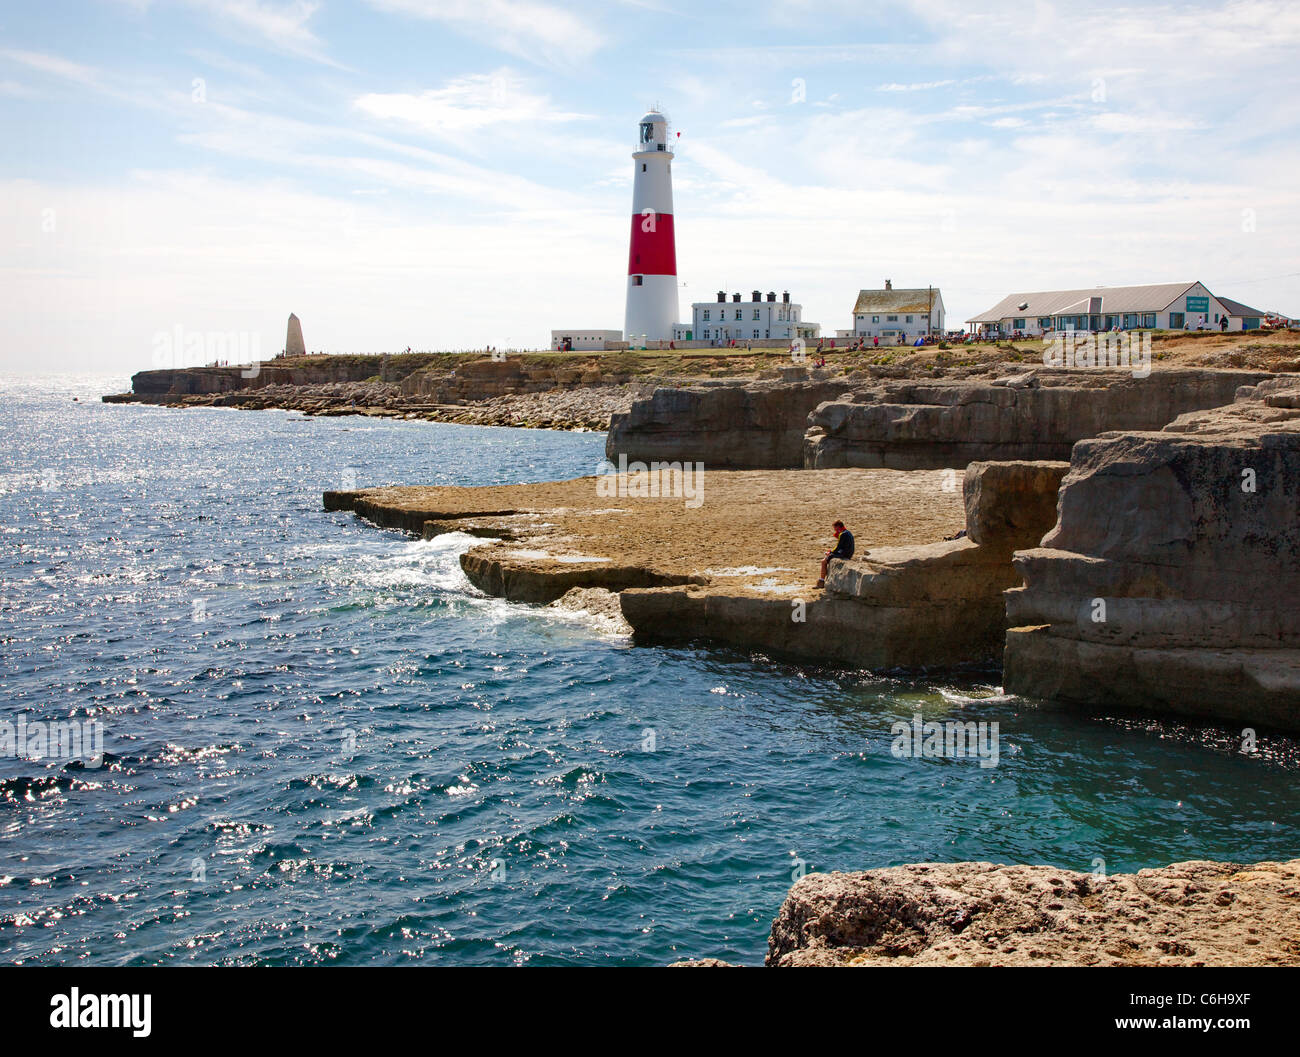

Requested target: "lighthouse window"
[
  {"left": 632, "top": 275, "right": 643, "bottom": 286},
  {"left": 641, "top": 163, "right": 646, "bottom": 172}
]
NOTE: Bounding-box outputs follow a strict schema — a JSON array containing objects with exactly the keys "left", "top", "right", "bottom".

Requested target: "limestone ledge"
[
  {"left": 758, "top": 858, "right": 1300, "bottom": 966},
  {"left": 324, "top": 462, "right": 1062, "bottom": 671}
]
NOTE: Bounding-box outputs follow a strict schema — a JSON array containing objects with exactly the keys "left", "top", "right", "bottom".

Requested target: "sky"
[{"left": 2, "top": 0, "right": 1299, "bottom": 373}]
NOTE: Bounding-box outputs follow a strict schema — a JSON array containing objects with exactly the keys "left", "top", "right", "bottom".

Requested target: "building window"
[
  {"left": 735, "top": 310, "right": 742, "bottom": 320},
  {"left": 702, "top": 330, "right": 709, "bottom": 339},
  {"left": 886, "top": 315, "right": 897, "bottom": 321},
  {"left": 906, "top": 315, "right": 913, "bottom": 323},
  {"left": 753, "top": 309, "right": 760, "bottom": 320},
  {"left": 1169, "top": 312, "right": 1185, "bottom": 328},
  {"left": 1013, "top": 318, "right": 1025, "bottom": 329},
  {"left": 872, "top": 315, "right": 879, "bottom": 323},
  {"left": 703, "top": 310, "right": 710, "bottom": 321},
  {"left": 752, "top": 329, "right": 760, "bottom": 339},
  {"left": 1038, "top": 317, "right": 1051, "bottom": 329}
]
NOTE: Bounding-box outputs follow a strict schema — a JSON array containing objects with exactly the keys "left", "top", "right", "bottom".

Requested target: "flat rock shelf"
[{"left": 325, "top": 468, "right": 966, "bottom": 601}]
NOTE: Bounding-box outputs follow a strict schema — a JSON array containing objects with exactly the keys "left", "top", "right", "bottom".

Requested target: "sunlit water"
[{"left": 2, "top": 376, "right": 1299, "bottom": 966}]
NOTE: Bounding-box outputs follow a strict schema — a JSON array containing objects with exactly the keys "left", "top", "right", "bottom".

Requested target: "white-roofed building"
[{"left": 965, "top": 281, "right": 1252, "bottom": 337}]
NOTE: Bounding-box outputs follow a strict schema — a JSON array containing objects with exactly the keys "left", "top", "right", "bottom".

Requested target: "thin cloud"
[
  {"left": 0, "top": 48, "right": 100, "bottom": 86},
  {"left": 366, "top": 0, "right": 606, "bottom": 65},
  {"left": 878, "top": 79, "right": 956, "bottom": 92},
  {"left": 354, "top": 71, "right": 591, "bottom": 138},
  {"left": 184, "top": 0, "right": 343, "bottom": 67}
]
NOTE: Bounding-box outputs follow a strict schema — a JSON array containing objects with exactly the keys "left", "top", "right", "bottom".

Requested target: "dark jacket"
[{"left": 830, "top": 529, "right": 854, "bottom": 560}]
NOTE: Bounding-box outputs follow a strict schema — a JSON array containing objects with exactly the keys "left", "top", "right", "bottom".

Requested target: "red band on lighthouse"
[{"left": 627, "top": 213, "right": 676, "bottom": 276}]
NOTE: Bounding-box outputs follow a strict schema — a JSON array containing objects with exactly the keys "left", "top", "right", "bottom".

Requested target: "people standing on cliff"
[{"left": 816, "top": 520, "right": 854, "bottom": 589}]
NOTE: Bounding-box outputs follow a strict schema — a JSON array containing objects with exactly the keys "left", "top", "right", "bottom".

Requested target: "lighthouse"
[{"left": 624, "top": 109, "right": 678, "bottom": 343}]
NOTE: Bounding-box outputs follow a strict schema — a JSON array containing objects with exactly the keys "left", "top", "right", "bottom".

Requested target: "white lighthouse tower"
[{"left": 624, "top": 109, "right": 679, "bottom": 343}]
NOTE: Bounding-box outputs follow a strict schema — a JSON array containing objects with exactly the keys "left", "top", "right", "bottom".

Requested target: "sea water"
[{"left": 3, "top": 376, "right": 1299, "bottom": 966}]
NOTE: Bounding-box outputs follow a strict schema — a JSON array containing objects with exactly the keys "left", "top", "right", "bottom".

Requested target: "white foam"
[{"left": 501, "top": 548, "right": 611, "bottom": 564}]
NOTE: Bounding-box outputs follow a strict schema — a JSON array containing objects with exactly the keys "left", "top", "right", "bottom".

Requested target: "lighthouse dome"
[{"left": 636, "top": 111, "right": 670, "bottom": 152}]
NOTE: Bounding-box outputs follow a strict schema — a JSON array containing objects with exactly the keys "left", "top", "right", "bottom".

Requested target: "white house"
[
  {"left": 673, "top": 290, "right": 819, "bottom": 344},
  {"left": 550, "top": 329, "right": 622, "bottom": 351},
  {"left": 965, "top": 281, "right": 1256, "bottom": 337},
  {"left": 848, "top": 281, "right": 945, "bottom": 343}
]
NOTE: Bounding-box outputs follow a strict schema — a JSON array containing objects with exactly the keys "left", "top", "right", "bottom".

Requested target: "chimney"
[
  {"left": 752, "top": 290, "right": 761, "bottom": 302},
  {"left": 885, "top": 279, "right": 892, "bottom": 290},
  {"left": 717, "top": 290, "right": 725, "bottom": 303},
  {"left": 782, "top": 291, "right": 790, "bottom": 304},
  {"left": 767, "top": 291, "right": 776, "bottom": 302},
  {"left": 732, "top": 292, "right": 741, "bottom": 302}
]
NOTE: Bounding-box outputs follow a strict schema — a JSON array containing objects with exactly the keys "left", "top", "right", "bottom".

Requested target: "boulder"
[{"left": 963, "top": 460, "right": 1069, "bottom": 550}]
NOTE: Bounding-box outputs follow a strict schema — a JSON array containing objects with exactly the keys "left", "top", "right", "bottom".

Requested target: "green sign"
[{"left": 1186, "top": 296, "right": 1209, "bottom": 312}]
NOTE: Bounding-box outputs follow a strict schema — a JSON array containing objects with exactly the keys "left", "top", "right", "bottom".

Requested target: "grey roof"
[
  {"left": 1217, "top": 296, "right": 1265, "bottom": 318},
  {"left": 854, "top": 288, "right": 941, "bottom": 314},
  {"left": 966, "top": 282, "right": 1200, "bottom": 323}
]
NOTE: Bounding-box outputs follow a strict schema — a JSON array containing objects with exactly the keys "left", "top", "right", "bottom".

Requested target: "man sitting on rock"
[{"left": 816, "top": 520, "right": 854, "bottom": 589}]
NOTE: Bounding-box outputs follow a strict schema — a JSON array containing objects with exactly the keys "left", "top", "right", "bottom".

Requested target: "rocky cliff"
[
  {"left": 119, "top": 353, "right": 447, "bottom": 397},
  {"left": 1003, "top": 380, "right": 1300, "bottom": 731},
  {"left": 107, "top": 354, "right": 652, "bottom": 430},
  {"left": 605, "top": 367, "right": 1271, "bottom": 471},
  {"left": 804, "top": 368, "right": 1272, "bottom": 470},
  {"left": 762, "top": 858, "right": 1300, "bottom": 966},
  {"left": 606, "top": 377, "right": 848, "bottom": 468}
]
